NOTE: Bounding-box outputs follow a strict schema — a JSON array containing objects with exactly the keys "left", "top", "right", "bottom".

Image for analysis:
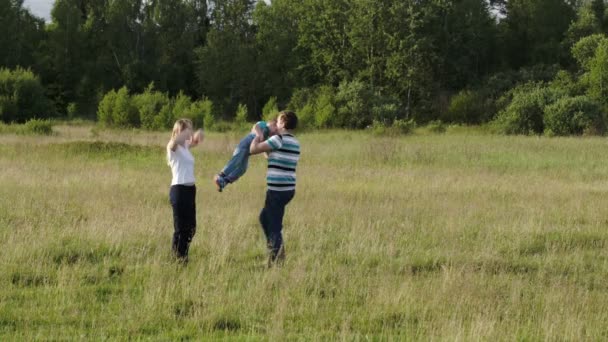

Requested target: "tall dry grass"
[{"left": 1, "top": 125, "right": 608, "bottom": 339}]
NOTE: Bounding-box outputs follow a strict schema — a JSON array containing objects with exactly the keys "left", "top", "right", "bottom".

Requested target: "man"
[{"left": 250, "top": 111, "right": 300, "bottom": 266}]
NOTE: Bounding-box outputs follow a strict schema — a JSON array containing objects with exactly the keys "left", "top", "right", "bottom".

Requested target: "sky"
[
  {"left": 23, "top": 0, "right": 54, "bottom": 21},
  {"left": 21, "top": 0, "right": 274, "bottom": 22}
]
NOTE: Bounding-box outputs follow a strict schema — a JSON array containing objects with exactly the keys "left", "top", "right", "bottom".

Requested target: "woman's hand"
[
  {"left": 169, "top": 127, "right": 193, "bottom": 151},
  {"left": 191, "top": 129, "right": 204, "bottom": 147}
]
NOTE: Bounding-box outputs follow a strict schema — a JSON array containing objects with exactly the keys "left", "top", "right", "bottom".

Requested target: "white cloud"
[{"left": 22, "top": 0, "right": 54, "bottom": 21}]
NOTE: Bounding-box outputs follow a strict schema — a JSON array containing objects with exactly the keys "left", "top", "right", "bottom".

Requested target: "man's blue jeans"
[
  {"left": 221, "top": 133, "right": 255, "bottom": 183},
  {"left": 259, "top": 190, "right": 295, "bottom": 261}
]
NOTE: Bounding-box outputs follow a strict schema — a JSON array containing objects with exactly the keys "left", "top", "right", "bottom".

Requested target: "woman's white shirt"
[{"left": 167, "top": 142, "right": 196, "bottom": 185}]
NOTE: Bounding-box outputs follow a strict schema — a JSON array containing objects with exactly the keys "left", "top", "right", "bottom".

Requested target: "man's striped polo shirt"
[{"left": 266, "top": 133, "right": 300, "bottom": 191}]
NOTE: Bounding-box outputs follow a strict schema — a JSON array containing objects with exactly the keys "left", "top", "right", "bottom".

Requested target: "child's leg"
[
  {"left": 224, "top": 153, "right": 250, "bottom": 183},
  {"left": 222, "top": 134, "right": 253, "bottom": 184},
  {"left": 220, "top": 147, "right": 249, "bottom": 183},
  {"left": 220, "top": 134, "right": 254, "bottom": 178}
]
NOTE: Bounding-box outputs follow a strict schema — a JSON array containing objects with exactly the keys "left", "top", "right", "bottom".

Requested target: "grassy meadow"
[{"left": 2, "top": 124, "right": 608, "bottom": 340}]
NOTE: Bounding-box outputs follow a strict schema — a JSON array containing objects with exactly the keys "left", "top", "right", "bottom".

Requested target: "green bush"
[
  {"left": 335, "top": 80, "right": 371, "bottom": 128},
  {"left": 97, "top": 87, "right": 139, "bottom": 128},
  {"left": 154, "top": 102, "right": 175, "bottom": 130},
  {"left": 370, "top": 95, "right": 401, "bottom": 124},
  {"left": 262, "top": 96, "right": 278, "bottom": 121},
  {"left": 132, "top": 84, "right": 171, "bottom": 130},
  {"left": 288, "top": 88, "right": 314, "bottom": 112},
  {"left": 195, "top": 98, "right": 215, "bottom": 130},
  {"left": 67, "top": 102, "right": 77, "bottom": 119},
  {"left": 371, "top": 119, "right": 416, "bottom": 136},
  {"left": 445, "top": 90, "right": 486, "bottom": 124},
  {"left": 0, "top": 119, "right": 54, "bottom": 135},
  {"left": 297, "top": 102, "right": 315, "bottom": 129},
  {"left": 426, "top": 120, "right": 447, "bottom": 134},
  {"left": 0, "top": 95, "right": 18, "bottom": 122},
  {"left": 572, "top": 34, "right": 607, "bottom": 70},
  {"left": 0, "top": 67, "right": 52, "bottom": 123},
  {"left": 492, "top": 83, "right": 555, "bottom": 135},
  {"left": 112, "top": 87, "right": 138, "bottom": 127},
  {"left": 586, "top": 39, "right": 608, "bottom": 105},
  {"left": 23, "top": 118, "right": 53, "bottom": 135},
  {"left": 314, "top": 86, "right": 336, "bottom": 128},
  {"left": 173, "top": 91, "right": 194, "bottom": 123},
  {"left": 97, "top": 89, "right": 117, "bottom": 126},
  {"left": 392, "top": 118, "right": 417, "bottom": 135},
  {"left": 543, "top": 96, "right": 604, "bottom": 136},
  {"left": 235, "top": 103, "right": 248, "bottom": 126}
]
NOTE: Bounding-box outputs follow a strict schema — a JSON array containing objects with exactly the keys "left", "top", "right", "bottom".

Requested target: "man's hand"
[{"left": 250, "top": 134, "right": 272, "bottom": 155}]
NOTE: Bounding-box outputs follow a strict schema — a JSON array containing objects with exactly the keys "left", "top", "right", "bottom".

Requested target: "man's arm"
[{"left": 249, "top": 134, "right": 272, "bottom": 155}]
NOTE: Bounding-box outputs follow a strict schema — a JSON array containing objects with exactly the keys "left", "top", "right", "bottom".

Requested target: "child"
[
  {"left": 214, "top": 120, "right": 277, "bottom": 192},
  {"left": 167, "top": 118, "right": 203, "bottom": 263}
]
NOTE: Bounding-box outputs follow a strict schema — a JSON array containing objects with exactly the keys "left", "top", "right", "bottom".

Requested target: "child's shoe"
[{"left": 214, "top": 175, "right": 226, "bottom": 192}]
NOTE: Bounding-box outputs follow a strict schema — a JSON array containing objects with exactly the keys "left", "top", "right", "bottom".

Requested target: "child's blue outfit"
[{"left": 217, "top": 121, "right": 269, "bottom": 190}]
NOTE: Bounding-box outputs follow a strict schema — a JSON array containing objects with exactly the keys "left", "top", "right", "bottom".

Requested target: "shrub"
[
  {"left": 288, "top": 88, "right": 314, "bottom": 111},
  {"left": 0, "top": 95, "right": 18, "bottom": 123},
  {"left": 111, "top": 87, "right": 138, "bottom": 127},
  {"left": 491, "top": 83, "right": 555, "bottom": 135},
  {"left": 132, "top": 84, "right": 171, "bottom": 130},
  {"left": 444, "top": 90, "right": 485, "bottom": 124},
  {"left": 22, "top": 118, "right": 53, "bottom": 135},
  {"left": 67, "top": 102, "right": 77, "bottom": 119},
  {"left": 288, "top": 88, "right": 315, "bottom": 129},
  {"left": 392, "top": 119, "right": 417, "bottom": 135},
  {"left": 586, "top": 39, "right": 608, "bottom": 105},
  {"left": 543, "top": 96, "right": 604, "bottom": 136},
  {"left": 297, "top": 102, "right": 315, "bottom": 129},
  {"left": 154, "top": 102, "right": 175, "bottom": 130},
  {"left": 314, "top": 86, "right": 336, "bottom": 128},
  {"left": 335, "top": 80, "right": 372, "bottom": 128},
  {"left": 572, "top": 34, "right": 607, "bottom": 70},
  {"left": 195, "top": 98, "right": 215, "bottom": 130},
  {"left": 173, "top": 91, "right": 194, "bottom": 123},
  {"left": 371, "top": 119, "right": 416, "bottom": 136},
  {"left": 370, "top": 95, "right": 401, "bottom": 123},
  {"left": 426, "top": 120, "right": 447, "bottom": 134},
  {"left": 262, "top": 96, "right": 278, "bottom": 121},
  {"left": 0, "top": 67, "right": 51, "bottom": 123},
  {"left": 235, "top": 103, "right": 248, "bottom": 126},
  {"left": 371, "top": 119, "right": 388, "bottom": 135},
  {"left": 97, "top": 89, "right": 117, "bottom": 126},
  {"left": 212, "top": 121, "right": 233, "bottom": 132}
]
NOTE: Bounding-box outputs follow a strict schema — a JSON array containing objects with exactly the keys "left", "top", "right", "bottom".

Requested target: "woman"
[{"left": 167, "top": 118, "right": 203, "bottom": 263}]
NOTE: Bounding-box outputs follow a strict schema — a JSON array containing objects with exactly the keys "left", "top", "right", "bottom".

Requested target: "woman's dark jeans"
[{"left": 169, "top": 185, "right": 196, "bottom": 260}]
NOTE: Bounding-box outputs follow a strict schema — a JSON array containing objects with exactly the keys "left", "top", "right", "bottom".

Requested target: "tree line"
[{"left": 2, "top": 0, "right": 608, "bottom": 134}]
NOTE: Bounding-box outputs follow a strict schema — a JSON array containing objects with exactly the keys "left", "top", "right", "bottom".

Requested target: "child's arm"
[
  {"left": 251, "top": 122, "right": 264, "bottom": 138},
  {"left": 168, "top": 128, "right": 193, "bottom": 152}
]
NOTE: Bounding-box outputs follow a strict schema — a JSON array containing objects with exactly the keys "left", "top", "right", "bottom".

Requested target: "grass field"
[{"left": 2, "top": 124, "right": 608, "bottom": 340}]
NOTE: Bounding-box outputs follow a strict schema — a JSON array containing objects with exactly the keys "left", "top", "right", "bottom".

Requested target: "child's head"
[
  {"left": 267, "top": 119, "right": 278, "bottom": 136},
  {"left": 277, "top": 111, "right": 298, "bottom": 130},
  {"left": 171, "top": 118, "right": 193, "bottom": 139}
]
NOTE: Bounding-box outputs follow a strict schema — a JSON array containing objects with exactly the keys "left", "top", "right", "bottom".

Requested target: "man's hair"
[{"left": 278, "top": 111, "right": 298, "bottom": 130}]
